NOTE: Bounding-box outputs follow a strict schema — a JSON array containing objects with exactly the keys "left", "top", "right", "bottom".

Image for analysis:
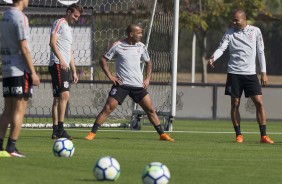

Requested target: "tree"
[{"left": 179, "top": 0, "right": 268, "bottom": 83}]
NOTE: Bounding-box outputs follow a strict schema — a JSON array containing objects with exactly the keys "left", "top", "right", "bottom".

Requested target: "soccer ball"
[
  {"left": 93, "top": 156, "right": 120, "bottom": 181},
  {"left": 53, "top": 138, "right": 75, "bottom": 157},
  {"left": 142, "top": 162, "right": 170, "bottom": 184}
]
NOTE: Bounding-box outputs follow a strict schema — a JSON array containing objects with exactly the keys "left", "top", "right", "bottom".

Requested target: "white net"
[{"left": 0, "top": 0, "right": 176, "bottom": 127}]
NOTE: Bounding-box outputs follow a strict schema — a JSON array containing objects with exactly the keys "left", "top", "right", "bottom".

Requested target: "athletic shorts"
[
  {"left": 49, "top": 63, "right": 70, "bottom": 97},
  {"left": 109, "top": 85, "right": 148, "bottom": 105},
  {"left": 225, "top": 73, "right": 262, "bottom": 98},
  {"left": 2, "top": 72, "right": 33, "bottom": 98}
]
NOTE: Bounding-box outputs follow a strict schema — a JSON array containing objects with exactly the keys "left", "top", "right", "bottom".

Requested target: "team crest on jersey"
[
  {"left": 11, "top": 86, "right": 23, "bottom": 94},
  {"left": 63, "top": 81, "right": 69, "bottom": 88},
  {"left": 110, "top": 88, "right": 117, "bottom": 95},
  {"left": 3, "top": 87, "right": 10, "bottom": 94}
]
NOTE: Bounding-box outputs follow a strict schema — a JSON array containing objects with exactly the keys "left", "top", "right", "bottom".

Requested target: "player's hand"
[
  {"left": 143, "top": 79, "right": 150, "bottom": 89},
  {"left": 73, "top": 73, "right": 78, "bottom": 83},
  {"left": 208, "top": 57, "right": 215, "bottom": 68},
  {"left": 60, "top": 60, "right": 68, "bottom": 70},
  {"left": 31, "top": 73, "right": 40, "bottom": 86},
  {"left": 261, "top": 72, "right": 268, "bottom": 87},
  {"left": 110, "top": 76, "right": 122, "bottom": 86}
]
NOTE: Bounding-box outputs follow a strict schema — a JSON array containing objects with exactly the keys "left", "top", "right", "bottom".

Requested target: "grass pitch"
[{"left": 1, "top": 120, "right": 282, "bottom": 184}]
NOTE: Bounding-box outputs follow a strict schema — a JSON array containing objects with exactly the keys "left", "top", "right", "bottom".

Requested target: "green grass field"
[{"left": 1, "top": 120, "right": 282, "bottom": 184}]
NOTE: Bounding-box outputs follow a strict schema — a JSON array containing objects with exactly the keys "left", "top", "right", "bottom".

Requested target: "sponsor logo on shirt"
[{"left": 11, "top": 86, "right": 23, "bottom": 94}]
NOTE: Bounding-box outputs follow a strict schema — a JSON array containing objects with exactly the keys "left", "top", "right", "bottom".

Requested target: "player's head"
[
  {"left": 66, "top": 3, "right": 84, "bottom": 24},
  {"left": 12, "top": 0, "right": 29, "bottom": 9},
  {"left": 126, "top": 24, "right": 142, "bottom": 44},
  {"left": 232, "top": 9, "right": 247, "bottom": 30}
]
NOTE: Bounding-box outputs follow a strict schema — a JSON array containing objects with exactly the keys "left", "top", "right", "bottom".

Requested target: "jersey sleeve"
[
  {"left": 51, "top": 19, "right": 64, "bottom": 36},
  {"left": 16, "top": 15, "right": 28, "bottom": 41},
  {"left": 213, "top": 31, "right": 230, "bottom": 62},
  {"left": 256, "top": 28, "right": 266, "bottom": 73},
  {"left": 104, "top": 42, "right": 118, "bottom": 60},
  {"left": 141, "top": 45, "right": 150, "bottom": 62}
]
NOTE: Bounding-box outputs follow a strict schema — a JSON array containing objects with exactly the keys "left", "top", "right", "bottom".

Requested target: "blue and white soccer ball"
[
  {"left": 142, "top": 162, "right": 170, "bottom": 184},
  {"left": 53, "top": 138, "right": 75, "bottom": 157},
  {"left": 93, "top": 156, "right": 120, "bottom": 181}
]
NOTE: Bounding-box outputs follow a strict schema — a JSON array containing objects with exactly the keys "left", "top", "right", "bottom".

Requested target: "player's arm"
[
  {"left": 208, "top": 33, "right": 230, "bottom": 68},
  {"left": 70, "top": 52, "right": 78, "bottom": 83},
  {"left": 20, "top": 39, "right": 40, "bottom": 86},
  {"left": 143, "top": 60, "right": 152, "bottom": 89},
  {"left": 49, "top": 34, "right": 68, "bottom": 70},
  {"left": 100, "top": 56, "right": 122, "bottom": 85},
  {"left": 256, "top": 28, "right": 267, "bottom": 86}
]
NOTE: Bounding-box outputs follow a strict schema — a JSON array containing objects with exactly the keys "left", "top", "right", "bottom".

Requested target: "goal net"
[{"left": 0, "top": 0, "right": 177, "bottom": 129}]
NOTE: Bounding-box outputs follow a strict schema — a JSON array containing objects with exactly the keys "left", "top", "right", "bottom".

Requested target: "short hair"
[
  {"left": 233, "top": 9, "right": 246, "bottom": 19},
  {"left": 126, "top": 24, "right": 141, "bottom": 35},
  {"left": 66, "top": 3, "right": 84, "bottom": 14}
]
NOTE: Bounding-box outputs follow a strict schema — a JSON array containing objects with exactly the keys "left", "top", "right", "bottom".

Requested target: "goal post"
[{"left": 130, "top": 0, "right": 179, "bottom": 131}]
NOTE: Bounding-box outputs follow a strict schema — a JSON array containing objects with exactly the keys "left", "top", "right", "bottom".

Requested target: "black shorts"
[
  {"left": 225, "top": 73, "right": 262, "bottom": 98},
  {"left": 2, "top": 72, "right": 33, "bottom": 98},
  {"left": 49, "top": 63, "right": 70, "bottom": 97},
  {"left": 109, "top": 85, "right": 148, "bottom": 105}
]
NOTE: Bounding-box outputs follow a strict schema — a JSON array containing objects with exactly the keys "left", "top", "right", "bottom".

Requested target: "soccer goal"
[{"left": 0, "top": 0, "right": 179, "bottom": 130}]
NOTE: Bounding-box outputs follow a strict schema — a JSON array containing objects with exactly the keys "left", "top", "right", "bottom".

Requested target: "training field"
[{"left": 1, "top": 120, "right": 282, "bottom": 184}]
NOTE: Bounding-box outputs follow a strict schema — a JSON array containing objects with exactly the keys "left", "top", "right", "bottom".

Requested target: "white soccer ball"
[
  {"left": 142, "top": 162, "right": 170, "bottom": 184},
  {"left": 93, "top": 156, "right": 120, "bottom": 181},
  {"left": 53, "top": 138, "right": 75, "bottom": 158}
]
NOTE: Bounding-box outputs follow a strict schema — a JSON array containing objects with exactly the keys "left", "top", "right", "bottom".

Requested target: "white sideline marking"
[{"left": 22, "top": 129, "right": 282, "bottom": 135}]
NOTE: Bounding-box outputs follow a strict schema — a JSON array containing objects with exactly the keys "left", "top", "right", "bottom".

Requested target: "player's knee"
[{"left": 60, "top": 92, "right": 70, "bottom": 101}]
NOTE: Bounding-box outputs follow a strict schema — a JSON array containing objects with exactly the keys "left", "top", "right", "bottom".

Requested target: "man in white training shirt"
[
  {"left": 0, "top": 0, "right": 40, "bottom": 157},
  {"left": 208, "top": 9, "right": 273, "bottom": 144},
  {"left": 84, "top": 24, "right": 174, "bottom": 142},
  {"left": 49, "top": 3, "right": 83, "bottom": 140}
]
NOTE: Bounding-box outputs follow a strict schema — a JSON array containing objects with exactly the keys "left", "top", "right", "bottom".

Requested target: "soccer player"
[
  {"left": 49, "top": 4, "right": 83, "bottom": 139},
  {"left": 208, "top": 9, "right": 274, "bottom": 144},
  {"left": 84, "top": 24, "right": 174, "bottom": 142},
  {"left": 0, "top": 0, "right": 40, "bottom": 157}
]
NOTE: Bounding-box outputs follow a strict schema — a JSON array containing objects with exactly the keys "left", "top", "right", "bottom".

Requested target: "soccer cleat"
[
  {"left": 160, "top": 133, "right": 175, "bottom": 142},
  {"left": 0, "top": 150, "right": 11, "bottom": 157},
  {"left": 236, "top": 135, "right": 244, "bottom": 143},
  {"left": 52, "top": 130, "right": 72, "bottom": 140},
  {"left": 8, "top": 148, "right": 26, "bottom": 158},
  {"left": 84, "top": 132, "right": 96, "bottom": 140},
  {"left": 260, "top": 136, "right": 274, "bottom": 144}
]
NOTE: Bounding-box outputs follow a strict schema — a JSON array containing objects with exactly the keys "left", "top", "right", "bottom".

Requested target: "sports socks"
[
  {"left": 259, "top": 125, "right": 266, "bottom": 136},
  {"left": 91, "top": 123, "right": 101, "bottom": 133},
  {"left": 6, "top": 138, "right": 16, "bottom": 153},
  {"left": 154, "top": 124, "right": 164, "bottom": 135},
  {"left": 53, "top": 124, "right": 58, "bottom": 133},
  {"left": 0, "top": 138, "right": 3, "bottom": 150},
  {"left": 58, "top": 122, "right": 64, "bottom": 133},
  {"left": 234, "top": 125, "right": 241, "bottom": 136}
]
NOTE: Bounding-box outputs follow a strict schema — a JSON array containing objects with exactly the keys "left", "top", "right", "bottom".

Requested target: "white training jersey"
[
  {"left": 213, "top": 25, "right": 266, "bottom": 75},
  {"left": 49, "top": 18, "right": 72, "bottom": 67},
  {"left": 0, "top": 7, "right": 31, "bottom": 78},
  {"left": 104, "top": 40, "right": 150, "bottom": 87}
]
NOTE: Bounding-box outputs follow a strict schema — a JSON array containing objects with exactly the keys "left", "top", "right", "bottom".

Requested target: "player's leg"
[
  {"left": 137, "top": 94, "right": 174, "bottom": 142},
  {"left": 85, "top": 85, "right": 125, "bottom": 140},
  {"left": 5, "top": 97, "right": 28, "bottom": 157},
  {"left": 49, "top": 64, "right": 71, "bottom": 139},
  {"left": 225, "top": 73, "right": 243, "bottom": 142},
  {"left": 245, "top": 75, "right": 273, "bottom": 143},
  {"left": 85, "top": 96, "right": 119, "bottom": 140},
  {"left": 0, "top": 98, "right": 13, "bottom": 151},
  {"left": 55, "top": 90, "right": 71, "bottom": 139},
  {"left": 51, "top": 97, "right": 59, "bottom": 139}
]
